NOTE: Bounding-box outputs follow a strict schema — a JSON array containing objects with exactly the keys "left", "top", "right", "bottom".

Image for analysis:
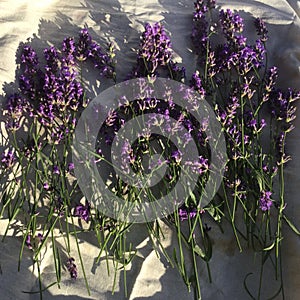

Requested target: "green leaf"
[
  {"left": 263, "top": 241, "right": 275, "bottom": 251},
  {"left": 283, "top": 214, "right": 300, "bottom": 235},
  {"left": 256, "top": 173, "right": 263, "bottom": 191},
  {"left": 189, "top": 192, "right": 197, "bottom": 206},
  {"left": 205, "top": 204, "right": 222, "bottom": 222},
  {"left": 193, "top": 232, "right": 212, "bottom": 262},
  {"left": 194, "top": 244, "right": 206, "bottom": 259}
]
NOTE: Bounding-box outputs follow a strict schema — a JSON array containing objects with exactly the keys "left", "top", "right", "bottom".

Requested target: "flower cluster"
[
  {"left": 191, "top": 0, "right": 212, "bottom": 56},
  {"left": 129, "top": 22, "right": 185, "bottom": 80},
  {"left": 77, "top": 29, "right": 116, "bottom": 78},
  {"left": 0, "top": 28, "right": 116, "bottom": 293},
  {"left": 66, "top": 257, "right": 78, "bottom": 279},
  {"left": 178, "top": 206, "right": 198, "bottom": 221},
  {"left": 74, "top": 202, "right": 90, "bottom": 222},
  {"left": 25, "top": 233, "right": 43, "bottom": 250},
  {"left": 4, "top": 29, "right": 115, "bottom": 143},
  {"left": 189, "top": 1, "right": 298, "bottom": 298},
  {"left": 191, "top": 0, "right": 297, "bottom": 206},
  {"left": 259, "top": 190, "right": 272, "bottom": 211},
  {"left": 178, "top": 206, "right": 205, "bottom": 222},
  {"left": 1, "top": 2, "right": 299, "bottom": 300}
]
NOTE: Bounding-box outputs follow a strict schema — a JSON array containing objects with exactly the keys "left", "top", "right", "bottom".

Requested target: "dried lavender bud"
[
  {"left": 254, "top": 17, "right": 268, "bottom": 42},
  {"left": 190, "top": 71, "right": 206, "bottom": 97},
  {"left": 44, "top": 46, "right": 59, "bottom": 72},
  {"left": 66, "top": 257, "right": 78, "bottom": 279},
  {"left": 77, "top": 28, "right": 92, "bottom": 61},
  {"left": 62, "top": 37, "right": 76, "bottom": 63},
  {"left": 191, "top": 1, "right": 209, "bottom": 56}
]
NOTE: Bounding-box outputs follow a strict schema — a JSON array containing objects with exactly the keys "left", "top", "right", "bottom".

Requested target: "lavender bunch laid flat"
[{"left": 0, "top": 1, "right": 299, "bottom": 299}]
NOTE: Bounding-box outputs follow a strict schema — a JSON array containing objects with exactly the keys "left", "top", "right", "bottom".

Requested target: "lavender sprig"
[
  {"left": 190, "top": 2, "right": 299, "bottom": 299},
  {"left": 129, "top": 22, "right": 185, "bottom": 80}
]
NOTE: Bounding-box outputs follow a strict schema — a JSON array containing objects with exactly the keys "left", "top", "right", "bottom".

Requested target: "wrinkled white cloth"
[{"left": 1, "top": 1, "right": 300, "bottom": 299}]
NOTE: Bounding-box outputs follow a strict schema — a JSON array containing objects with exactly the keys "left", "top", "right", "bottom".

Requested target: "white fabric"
[{"left": 1, "top": 1, "right": 300, "bottom": 299}]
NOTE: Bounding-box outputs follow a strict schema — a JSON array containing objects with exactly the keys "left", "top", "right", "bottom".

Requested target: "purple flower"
[
  {"left": 16, "top": 45, "right": 41, "bottom": 101},
  {"left": 193, "top": 0, "right": 216, "bottom": 21},
  {"left": 6, "top": 94, "right": 29, "bottom": 123},
  {"left": 263, "top": 67, "right": 278, "bottom": 101},
  {"left": 74, "top": 202, "right": 90, "bottom": 222},
  {"left": 1, "top": 149, "right": 16, "bottom": 169},
  {"left": 62, "top": 37, "right": 76, "bottom": 63},
  {"left": 50, "top": 124, "right": 70, "bottom": 145},
  {"left": 131, "top": 22, "right": 173, "bottom": 77},
  {"left": 254, "top": 17, "right": 268, "bottom": 42},
  {"left": 171, "top": 150, "right": 182, "bottom": 164},
  {"left": 259, "top": 190, "right": 272, "bottom": 211},
  {"left": 219, "top": 9, "right": 244, "bottom": 41},
  {"left": 18, "top": 45, "right": 39, "bottom": 75},
  {"left": 249, "top": 118, "right": 257, "bottom": 128},
  {"left": 37, "top": 233, "right": 43, "bottom": 243},
  {"left": 269, "top": 89, "right": 297, "bottom": 129},
  {"left": 37, "top": 102, "right": 55, "bottom": 127},
  {"left": 169, "top": 61, "right": 186, "bottom": 81},
  {"left": 25, "top": 234, "right": 32, "bottom": 249},
  {"left": 77, "top": 28, "right": 92, "bottom": 61},
  {"left": 41, "top": 41, "right": 85, "bottom": 131},
  {"left": 88, "top": 41, "right": 115, "bottom": 78},
  {"left": 44, "top": 46, "right": 59, "bottom": 72},
  {"left": 68, "top": 162, "right": 75, "bottom": 171},
  {"left": 19, "top": 74, "right": 35, "bottom": 99},
  {"left": 254, "top": 39, "right": 266, "bottom": 65},
  {"left": 215, "top": 44, "right": 232, "bottom": 71},
  {"left": 67, "top": 257, "right": 78, "bottom": 279},
  {"left": 260, "top": 119, "right": 266, "bottom": 129},
  {"left": 185, "top": 156, "right": 209, "bottom": 175},
  {"left": 234, "top": 35, "right": 247, "bottom": 48},
  {"left": 238, "top": 44, "right": 264, "bottom": 74},
  {"left": 178, "top": 208, "right": 190, "bottom": 221},
  {"left": 53, "top": 165, "right": 60, "bottom": 175},
  {"left": 43, "top": 182, "right": 50, "bottom": 190},
  {"left": 193, "top": 0, "right": 208, "bottom": 20},
  {"left": 191, "top": 1, "right": 209, "bottom": 56},
  {"left": 105, "top": 109, "right": 117, "bottom": 126},
  {"left": 189, "top": 208, "right": 198, "bottom": 219},
  {"left": 190, "top": 71, "right": 206, "bottom": 96},
  {"left": 25, "top": 233, "right": 43, "bottom": 250},
  {"left": 226, "top": 96, "right": 240, "bottom": 120},
  {"left": 178, "top": 206, "right": 201, "bottom": 221}
]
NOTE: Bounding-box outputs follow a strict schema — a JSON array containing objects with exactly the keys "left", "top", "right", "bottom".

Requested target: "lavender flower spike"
[
  {"left": 67, "top": 257, "right": 78, "bottom": 279},
  {"left": 74, "top": 202, "right": 90, "bottom": 222},
  {"left": 259, "top": 190, "right": 272, "bottom": 211}
]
